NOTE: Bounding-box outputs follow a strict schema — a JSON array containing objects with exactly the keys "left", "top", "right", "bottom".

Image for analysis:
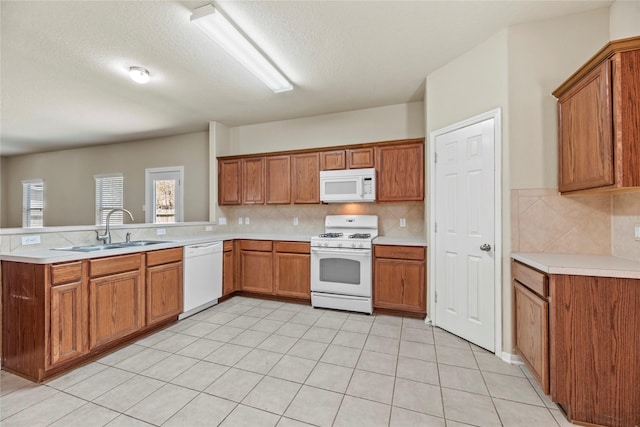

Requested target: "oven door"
[{"left": 311, "top": 247, "right": 372, "bottom": 297}]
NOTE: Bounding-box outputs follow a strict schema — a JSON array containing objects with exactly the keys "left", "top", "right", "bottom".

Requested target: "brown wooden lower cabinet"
[
  {"left": 146, "top": 248, "right": 183, "bottom": 326},
  {"left": 239, "top": 240, "right": 274, "bottom": 294},
  {"left": 373, "top": 245, "right": 426, "bottom": 315},
  {"left": 222, "top": 240, "right": 236, "bottom": 296},
  {"left": 512, "top": 261, "right": 549, "bottom": 394},
  {"left": 2, "top": 248, "right": 182, "bottom": 382},
  {"left": 512, "top": 259, "right": 640, "bottom": 427},
  {"left": 274, "top": 242, "right": 310, "bottom": 299}
]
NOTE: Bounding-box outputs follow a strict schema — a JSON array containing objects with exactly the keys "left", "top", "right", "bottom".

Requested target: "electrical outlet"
[
  {"left": 293, "top": 217, "right": 299, "bottom": 226},
  {"left": 245, "top": 217, "right": 250, "bottom": 225},
  {"left": 238, "top": 217, "right": 243, "bottom": 225},
  {"left": 635, "top": 225, "right": 640, "bottom": 241},
  {"left": 218, "top": 217, "right": 227, "bottom": 225},
  {"left": 400, "top": 218, "right": 406, "bottom": 227},
  {"left": 21, "top": 235, "right": 41, "bottom": 245},
  {"left": 205, "top": 225, "right": 213, "bottom": 231},
  {"left": 156, "top": 228, "right": 167, "bottom": 235}
]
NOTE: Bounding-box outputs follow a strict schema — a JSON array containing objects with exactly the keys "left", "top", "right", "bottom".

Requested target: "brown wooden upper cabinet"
[
  {"left": 376, "top": 143, "right": 424, "bottom": 202},
  {"left": 242, "top": 157, "right": 265, "bottom": 204},
  {"left": 218, "top": 159, "right": 242, "bottom": 205},
  {"left": 291, "top": 153, "right": 320, "bottom": 204},
  {"left": 320, "top": 148, "right": 375, "bottom": 170},
  {"left": 266, "top": 155, "right": 291, "bottom": 204},
  {"left": 553, "top": 36, "right": 640, "bottom": 194}
]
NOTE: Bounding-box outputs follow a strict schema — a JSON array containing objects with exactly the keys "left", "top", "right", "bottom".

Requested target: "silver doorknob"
[{"left": 480, "top": 244, "right": 491, "bottom": 252}]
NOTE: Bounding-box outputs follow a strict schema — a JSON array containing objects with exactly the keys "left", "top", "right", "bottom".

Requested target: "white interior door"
[{"left": 433, "top": 115, "right": 497, "bottom": 351}]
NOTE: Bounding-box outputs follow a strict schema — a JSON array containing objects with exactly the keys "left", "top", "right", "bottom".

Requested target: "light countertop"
[
  {"left": 512, "top": 252, "right": 640, "bottom": 279},
  {"left": 373, "top": 236, "right": 427, "bottom": 247},
  {"left": 0, "top": 233, "right": 312, "bottom": 264}
]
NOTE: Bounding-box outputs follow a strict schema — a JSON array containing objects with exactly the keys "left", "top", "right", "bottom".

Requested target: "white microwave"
[{"left": 320, "top": 168, "right": 376, "bottom": 203}]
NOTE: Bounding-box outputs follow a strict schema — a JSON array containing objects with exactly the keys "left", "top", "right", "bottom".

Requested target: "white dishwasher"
[{"left": 180, "top": 241, "right": 223, "bottom": 319}]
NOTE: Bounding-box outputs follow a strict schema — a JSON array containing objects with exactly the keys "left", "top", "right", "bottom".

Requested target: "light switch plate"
[
  {"left": 400, "top": 218, "right": 406, "bottom": 227},
  {"left": 218, "top": 217, "right": 227, "bottom": 225},
  {"left": 245, "top": 217, "right": 250, "bottom": 225},
  {"left": 22, "top": 235, "right": 41, "bottom": 245},
  {"left": 635, "top": 225, "right": 640, "bottom": 241},
  {"left": 205, "top": 225, "right": 213, "bottom": 231},
  {"left": 293, "top": 217, "right": 299, "bottom": 225},
  {"left": 238, "top": 217, "right": 243, "bottom": 225},
  {"left": 156, "top": 228, "right": 167, "bottom": 235}
]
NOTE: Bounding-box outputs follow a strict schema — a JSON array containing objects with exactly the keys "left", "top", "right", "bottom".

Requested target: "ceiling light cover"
[
  {"left": 129, "top": 67, "right": 150, "bottom": 84},
  {"left": 191, "top": 4, "right": 293, "bottom": 93}
]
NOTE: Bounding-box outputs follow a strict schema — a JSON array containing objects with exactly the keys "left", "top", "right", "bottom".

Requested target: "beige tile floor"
[{"left": 1, "top": 296, "right": 570, "bottom": 426}]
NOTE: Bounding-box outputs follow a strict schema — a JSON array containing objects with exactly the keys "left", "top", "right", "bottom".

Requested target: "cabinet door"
[
  {"left": 514, "top": 281, "right": 549, "bottom": 394},
  {"left": 291, "top": 153, "right": 320, "bottom": 204},
  {"left": 266, "top": 155, "right": 291, "bottom": 204},
  {"left": 146, "top": 262, "right": 183, "bottom": 326},
  {"left": 89, "top": 270, "right": 144, "bottom": 349},
  {"left": 223, "top": 246, "right": 235, "bottom": 296},
  {"left": 219, "top": 159, "right": 242, "bottom": 205},
  {"left": 240, "top": 250, "right": 273, "bottom": 294},
  {"left": 373, "top": 258, "right": 425, "bottom": 313},
  {"left": 376, "top": 143, "right": 424, "bottom": 201},
  {"left": 347, "top": 148, "right": 375, "bottom": 169},
  {"left": 49, "top": 281, "right": 87, "bottom": 367},
  {"left": 558, "top": 60, "right": 613, "bottom": 192},
  {"left": 242, "top": 157, "right": 265, "bottom": 204},
  {"left": 320, "top": 150, "right": 346, "bottom": 170},
  {"left": 275, "top": 252, "right": 310, "bottom": 298}
]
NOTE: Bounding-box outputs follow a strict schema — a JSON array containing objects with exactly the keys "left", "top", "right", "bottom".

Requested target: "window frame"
[
  {"left": 145, "top": 166, "right": 184, "bottom": 224},
  {"left": 94, "top": 173, "right": 124, "bottom": 226},
  {"left": 22, "top": 179, "right": 44, "bottom": 228}
]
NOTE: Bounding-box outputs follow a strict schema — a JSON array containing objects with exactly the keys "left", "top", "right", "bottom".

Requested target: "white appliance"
[
  {"left": 180, "top": 241, "right": 223, "bottom": 319},
  {"left": 320, "top": 168, "right": 376, "bottom": 203},
  {"left": 310, "top": 215, "right": 378, "bottom": 314}
]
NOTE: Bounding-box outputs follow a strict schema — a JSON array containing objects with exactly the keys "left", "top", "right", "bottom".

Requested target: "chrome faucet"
[{"left": 96, "top": 208, "right": 134, "bottom": 244}]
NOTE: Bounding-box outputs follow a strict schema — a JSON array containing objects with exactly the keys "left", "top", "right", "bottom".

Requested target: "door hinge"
[
  {"left": 434, "top": 222, "right": 437, "bottom": 233},
  {"left": 434, "top": 152, "right": 438, "bottom": 163},
  {"left": 435, "top": 291, "right": 438, "bottom": 303}
]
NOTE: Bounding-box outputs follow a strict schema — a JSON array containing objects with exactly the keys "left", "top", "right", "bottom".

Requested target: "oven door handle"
[{"left": 311, "top": 247, "right": 371, "bottom": 256}]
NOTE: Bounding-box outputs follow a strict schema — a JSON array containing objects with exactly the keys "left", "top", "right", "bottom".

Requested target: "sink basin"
[
  {"left": 53, "top": 240, "right": 168, "bottom": 252},
  {"left": 113, "top": 240, "right": 168, "bottom": 247}
]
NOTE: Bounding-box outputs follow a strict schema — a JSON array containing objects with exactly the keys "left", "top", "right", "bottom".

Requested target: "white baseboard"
[{"left": 501, "top": 352, "right": 523, "bottom": 365}]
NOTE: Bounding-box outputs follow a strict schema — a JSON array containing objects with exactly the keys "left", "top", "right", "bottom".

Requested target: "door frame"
[
  {"left": 428, "top": 108, "right": 502, "bottom": 356},
  {"left": 145, "top": 166, "right": 184, "bottom": 223}
]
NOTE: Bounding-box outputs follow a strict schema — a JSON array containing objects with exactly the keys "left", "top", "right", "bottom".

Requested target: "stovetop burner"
[
  {"left": 319, "top": 232, "right": 343, "bottom": 238},
  {"left": 349, "top": 233, "right": 371, "bottom": 239}
]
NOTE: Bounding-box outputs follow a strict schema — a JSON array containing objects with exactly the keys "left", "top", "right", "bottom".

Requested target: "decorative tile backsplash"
[
  {"left": 511, "top": 188, "right": 611, "bottom": 255},
  {"left": 218, "top": 202, "right": 424, "bottom": 238},
  {"left": 612, "top": 192, "right": 640, "bottom": 262}
]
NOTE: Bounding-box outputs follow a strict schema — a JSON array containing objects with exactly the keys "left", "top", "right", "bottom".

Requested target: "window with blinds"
[
  {"left": 95, "top": 174, "right": 124, "bottom": 225},
  {"left": 22, "top": 179, "right": 44, "bottom": 228}
]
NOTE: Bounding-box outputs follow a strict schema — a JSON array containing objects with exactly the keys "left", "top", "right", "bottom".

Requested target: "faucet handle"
[{"left": 126, "top": 232, "right": 132, "bottom": 243}]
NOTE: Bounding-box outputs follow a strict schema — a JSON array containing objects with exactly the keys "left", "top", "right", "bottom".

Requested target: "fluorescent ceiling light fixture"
[
  {"left": 191, "top": 4, "right": 293, "bottom": 93},
  {"left": 129, "top": 66, "right": 150, "bottom": 84}
]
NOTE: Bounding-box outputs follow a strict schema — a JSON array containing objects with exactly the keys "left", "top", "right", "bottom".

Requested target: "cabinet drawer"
[
  {"left": 239, "top": 240, "right": 273, "bottom": 252},
  {"left": 275, "top": 241, "right": 310, "bottom": 254},
  {"left": 89, "top": 254, "right": 142, "bottom": 278},
  {"left": 51, "top": 261, "right": 83, "bottom": 285},
  {"left": 223, "top": 240, "right": 234, "bottom": 251},
  {"left": 146, "top": 247, "right": 182, "bottom": 267},
  {"left": 374, "top": 245, "right": 425, "bottom": 261},
  {"left": 512, "top": 261, "right": 548, "bottom": 297}
]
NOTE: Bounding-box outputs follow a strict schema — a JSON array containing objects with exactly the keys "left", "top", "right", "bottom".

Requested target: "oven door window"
[{"left": 319, "top": 258, "right": 361, "bottom": 285}]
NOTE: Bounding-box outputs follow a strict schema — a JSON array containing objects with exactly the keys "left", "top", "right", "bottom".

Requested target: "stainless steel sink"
[{"left": 53, "top": 240, "right": 168, "bottom": 252}]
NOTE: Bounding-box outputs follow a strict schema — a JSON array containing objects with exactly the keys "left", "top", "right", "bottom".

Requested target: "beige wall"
[
  {"left": 0, "top": 157, "right": 7, "bottom": 228},
  {"left": 2, "top": 131, "right": 209, "bottom": 227},
  {"left": 610, "top": 0, "right": 640, "bottom": 39},
  {"left": 227, "top": 102, "right": 425, "bottom": 156},
  {"left": 508, "top": 7, "right": 610, "bottom": 190}
]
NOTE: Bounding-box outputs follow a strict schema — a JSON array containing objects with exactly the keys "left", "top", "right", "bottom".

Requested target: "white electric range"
[{"left": 310, "top": 215, "right": 378, "bottom": 314}]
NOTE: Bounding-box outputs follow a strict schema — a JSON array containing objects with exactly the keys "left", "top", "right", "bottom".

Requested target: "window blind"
[
  {"left": 95, "top": 174, "right": 124, "bottom": 225},
  {"left": 22, "top": 179, "right": 44, "bottom": 228}
]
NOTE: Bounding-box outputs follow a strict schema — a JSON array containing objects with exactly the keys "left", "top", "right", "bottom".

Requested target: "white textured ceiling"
[{"left": 1, "top": 1, "right": 611, "bottom": 156}]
